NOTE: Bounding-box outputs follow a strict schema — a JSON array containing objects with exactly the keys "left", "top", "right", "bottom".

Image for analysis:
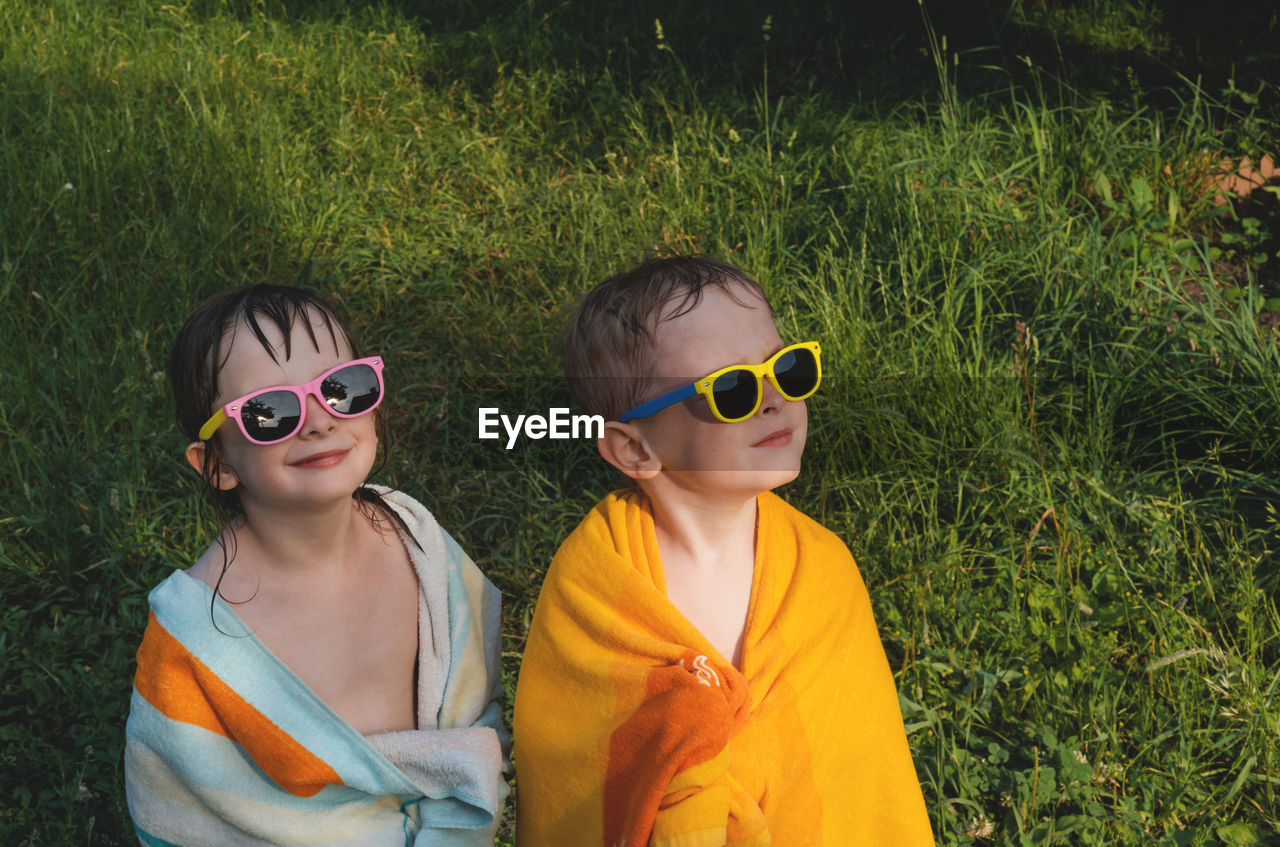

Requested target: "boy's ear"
[
  {"left": 184, "top": 441, "right": 240, "bottom": 491},
  {"left": 596, "top": 422, "right": 660, "bottom": 480}
]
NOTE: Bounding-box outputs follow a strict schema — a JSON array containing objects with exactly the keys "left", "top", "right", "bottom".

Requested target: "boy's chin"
[
  {"left": 662, "top": 465, "right": 803, "bottom": 498},
  {"left": 753, "top": 465, "right": 802, "bottom": 491}
]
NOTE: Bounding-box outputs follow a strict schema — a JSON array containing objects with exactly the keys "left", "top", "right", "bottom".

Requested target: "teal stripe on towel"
[
  {"left": 135, "top": 824, "right": 182, "bottom": 847},
  {"left": 147, "top": 573, "right": 419, "bottom": 797}
]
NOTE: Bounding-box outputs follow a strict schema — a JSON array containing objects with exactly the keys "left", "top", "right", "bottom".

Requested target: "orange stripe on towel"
[
  {"left": 133, "top": 613, "right": 342, "bottom": 797},
  {"left": 603, "top": 650, "right": 750, "bottom": 846}
]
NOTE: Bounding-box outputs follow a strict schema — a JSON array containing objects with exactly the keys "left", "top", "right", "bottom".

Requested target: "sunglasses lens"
[
  {"left": 322, "top": 364, "right": 381, "bottom": 415},
  {"left": 774, "top": 347, "right": 818, "bottom": 399},
  {"left": 711, "top": 369, "right": 759, "bottom": 421},
  {"left": 239, "top": 391, "right": 301, "bottom": 443}
]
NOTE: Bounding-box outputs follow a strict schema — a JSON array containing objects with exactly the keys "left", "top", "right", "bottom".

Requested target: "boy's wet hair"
[{"left": 564, "top": 255, "right": 771, "bottom": 421}]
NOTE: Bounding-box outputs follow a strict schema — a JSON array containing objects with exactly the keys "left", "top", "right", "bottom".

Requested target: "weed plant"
[{"left": 1, "top": 0, "right": 1277, "bottom": 844}]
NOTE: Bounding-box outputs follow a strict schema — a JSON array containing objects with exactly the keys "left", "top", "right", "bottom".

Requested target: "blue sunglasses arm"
[{"left": 618, "top": 382, "right": 698, "bottom": 423}]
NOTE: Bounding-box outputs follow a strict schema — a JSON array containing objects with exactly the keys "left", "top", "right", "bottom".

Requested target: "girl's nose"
[{"left": 300, "top": 393, "right": 337, "bottom": 436}]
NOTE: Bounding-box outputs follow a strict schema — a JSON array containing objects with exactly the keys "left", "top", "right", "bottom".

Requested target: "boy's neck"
[
  {"left": 642, "top": 482, "right": 759, "bottom": 571},
  {"left": 641, "top": 481, "right": 760, "bottom": 667}
]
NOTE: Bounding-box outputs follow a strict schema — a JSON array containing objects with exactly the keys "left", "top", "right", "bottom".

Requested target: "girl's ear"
[
  {"left": 596, "top": 422, "right": 660, "bottom": 480},
  {"left": 185, "top": 441, "right": 240, "bottom": 491}
]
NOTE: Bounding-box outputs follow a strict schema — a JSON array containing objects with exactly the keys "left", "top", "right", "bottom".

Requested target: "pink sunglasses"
[{"left": 198, "top": 357, "right": 384, "bottom": 444}]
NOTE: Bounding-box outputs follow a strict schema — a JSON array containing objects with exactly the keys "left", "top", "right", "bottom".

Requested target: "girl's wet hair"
[
  {"left": 169, "top": 284, "right": 411, "bottom": 621},
  {"left": 170, "top": 284, "right": 366, "bottom": 514}
]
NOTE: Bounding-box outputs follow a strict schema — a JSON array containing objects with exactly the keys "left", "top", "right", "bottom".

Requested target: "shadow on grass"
[{"left": 182, "top": 0, "right": 1280, "bottom": 115}]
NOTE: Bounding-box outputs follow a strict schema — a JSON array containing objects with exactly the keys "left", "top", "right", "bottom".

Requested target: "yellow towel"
[{"left": 514, "top": 489, "right": 933, "bottom": 846}]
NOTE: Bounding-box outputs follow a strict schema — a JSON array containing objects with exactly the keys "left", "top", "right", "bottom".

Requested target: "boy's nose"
[{"left": 758, "top": 377, "right": 786, "bottom": 415}]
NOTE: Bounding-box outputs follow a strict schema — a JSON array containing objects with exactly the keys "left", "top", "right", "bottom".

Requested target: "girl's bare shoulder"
[{"left": 185, "top": 541, "right": 224, "bottom": 589}]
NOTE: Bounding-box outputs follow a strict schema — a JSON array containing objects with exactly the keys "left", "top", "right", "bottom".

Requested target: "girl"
[{"left": 125, "top": 285, "right": 509, "bottom": 846}]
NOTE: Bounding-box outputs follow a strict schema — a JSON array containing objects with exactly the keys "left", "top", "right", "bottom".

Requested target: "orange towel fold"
[{"left": 514, "top": 489, "right": 934, "bottom": 846}]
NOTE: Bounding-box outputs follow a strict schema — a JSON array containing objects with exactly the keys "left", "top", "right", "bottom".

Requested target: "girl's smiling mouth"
[{"left": 289, "top": 448, "right": 350, "bottom": 468}]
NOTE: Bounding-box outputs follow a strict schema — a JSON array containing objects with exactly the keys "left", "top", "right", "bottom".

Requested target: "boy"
[{"left": 514, "top": 256, "right": 933, "bottom": 846}]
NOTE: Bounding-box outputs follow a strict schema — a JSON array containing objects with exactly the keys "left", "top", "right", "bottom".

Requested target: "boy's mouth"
[
  {"left": 752, "top": 428, "right": 792, "bottom": 448},
  {"left": 289, "top": 448, "right": 349, "bottom": 468}
]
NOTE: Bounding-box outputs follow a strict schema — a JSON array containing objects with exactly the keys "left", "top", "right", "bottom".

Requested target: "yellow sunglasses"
[{"left": 620, "top": 341, "right": 821, "bottom": 424}]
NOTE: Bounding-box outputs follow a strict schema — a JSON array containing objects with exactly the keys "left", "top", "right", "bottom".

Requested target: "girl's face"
[{"left": 198, "top": 309, "right": 379, "bottom": 515}]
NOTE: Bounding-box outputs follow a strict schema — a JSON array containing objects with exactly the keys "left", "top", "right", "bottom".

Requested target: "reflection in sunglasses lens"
[
  {"left": 323, "top": 364, "right": 381, "bottom": 415},
  {"left": 712, "top": 369, "right": 759, "bottom": 420},
  {"left": 241, "top": 391, "right": 301, "bottom": 442}
]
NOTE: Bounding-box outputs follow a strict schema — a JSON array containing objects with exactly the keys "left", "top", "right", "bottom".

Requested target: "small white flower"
[
  {"left": 63, "top": 182, "right": 74, "bottom": 191},
  {"left": 964, "top": 815, "right": 995, "bottom": 839}
]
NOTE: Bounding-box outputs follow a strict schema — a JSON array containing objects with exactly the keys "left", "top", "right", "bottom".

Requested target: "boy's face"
[{"left": 633, "top": 283, "right": 808, "bottom": 496}]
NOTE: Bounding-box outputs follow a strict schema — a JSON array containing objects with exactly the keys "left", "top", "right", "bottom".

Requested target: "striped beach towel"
[
  {"left": 514, "top": 489, "right": 932, "bottom": 846},
  {"left": 125, "top": 489, "right": 509, "bottom": 846}
]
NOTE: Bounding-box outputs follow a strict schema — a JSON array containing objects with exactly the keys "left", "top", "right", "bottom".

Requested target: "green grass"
[{"left": 2, "top": 0, "right": 1278, "bottom": 843}]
